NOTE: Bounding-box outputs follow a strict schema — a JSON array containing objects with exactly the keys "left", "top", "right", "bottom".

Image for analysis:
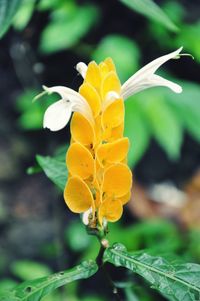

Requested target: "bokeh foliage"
[{"left": 1, "top": 0, "right": 200, "bottom": 300}]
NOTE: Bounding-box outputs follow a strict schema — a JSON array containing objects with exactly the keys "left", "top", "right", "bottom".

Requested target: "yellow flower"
[{"left": 42, "top": 48, "right": 183, "bottom": 227}]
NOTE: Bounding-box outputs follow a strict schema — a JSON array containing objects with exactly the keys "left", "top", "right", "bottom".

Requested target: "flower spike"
[{"left": 42, "top": 48, "right": 184, "bottom": 229}]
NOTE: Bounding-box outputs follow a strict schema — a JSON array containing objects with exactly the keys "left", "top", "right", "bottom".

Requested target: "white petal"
[
  {"left": 82, "top": 207, "right": 92, "bottom": 225},
  {"left": 43, "top": 99, "right": 72, "bottom": 131},
  {"left": 76, "top": 62, "right": 87, "bottom": 78},
  {"left": 121, "top": 47, "right": 183, "bottom": 99},
  {"left": 43, "top": 85, "right": 93, "bottom": 124}
]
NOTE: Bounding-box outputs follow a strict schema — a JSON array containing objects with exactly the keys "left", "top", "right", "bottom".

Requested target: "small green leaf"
[
  {"left": 92, "top": 35, "right": 140, "bottom": 82},
  {"left": 124, "top": 97, "right": 150, "bottom": 167},
  {"left": 36, "top": 152, "right": 68, "bottom": 191},
  {"left": 1, "top": 261, "right": 98, "bottom": 301},
  {"left": 119, "top": 0, "right": 178, "bottom": 32},
  {"left": 11, "top": 260, "right": 52, "bottom": 281},
  {"left": 0, "top": 0, "right": 22, "bottom": 37},
  {"left": 40, "top": 4, "right": 99, "bottom": 53},
  {"left": 104, "top": 244, "right": 200, "bottom": 301}
]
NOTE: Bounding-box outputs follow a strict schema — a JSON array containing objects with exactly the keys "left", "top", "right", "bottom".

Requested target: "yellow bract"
[
  {"left": 102, "top": 163, "right": 132, "bottom": 198},
  {"left": 66, "top": 143, "right": 95, "bottom": 180},
  {"left": 64, "top": 176, "right": 94, "bottom": 213},
  {"left": 64, "top": 58, "right": 132, "bottom": 226},
  {"left": 79, "top": 83, "right": 101, "bottom": 117},
  {"left": 98, "top": 197, "right": 123, "bottom": 225},
  {"left": 71, "top": 112, "right": 95, "bottom": 146},
  {"left": 96, "top": 137, "right": 129, "bottom": 167},
  {"left": 102, "top": 98, "right": 124, "bottom": 130},
  {"left": 101, "top": 71, "right": 121, "bottom": 101},
  {"left": 85, "top": 61, "right": 101, "bottom": 90}
]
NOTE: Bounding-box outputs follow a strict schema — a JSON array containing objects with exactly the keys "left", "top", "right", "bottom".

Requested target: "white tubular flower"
[
  {"left": 42, "top": 48, "right": 183, "bottom": 132},
  {"left": 43, "top": 86, "right": 93, "bottom": 131},
  {"left": 121, "top": 47, "right": 183, "bottom": 99},
  {"left": 76, "top": 62, "right": 87, "bottom": 78}
]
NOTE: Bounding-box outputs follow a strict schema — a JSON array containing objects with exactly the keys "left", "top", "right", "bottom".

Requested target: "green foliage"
[
  {"left": 0, "top": 261, "right": 98, "bottom": 301},
  {"left": 140, "top": 89, "right": 183, "bottom": 160},
  {"left": 16, "top": 89, "right": 58, "bottom": 130},
  {"left": 119, "top": 0, "right": 178, "bottom": 32},
  {"left": 36, "top": 151, "right": 68, "bottom": 191},
  {"left": 12, "top": 0, "right": 35, "bottom": 30},
  {"left": 40, "top": 2, "right": 99, "bottom": 54},
  {"left": 175, "top": 21, "right": 200, "bottom": 63},
  {"left": 0, "top": 279, "right": 18, "bottom": 294},
  {"left": 92, "top": 35, "right": 140, "bottom": 82},
  {"left": 0, "top": 0, "right": 22, "bottom": 38},
  {"left": 124, "top": 97, "right": 150, "bottom": 166},
  {"left": 104, "top": 244, "right": 200, "bottom": 301},
  {"left": 65, "top": 220, "right": 91, "bottom": 252},
  {"left": 11, "top": 260, "right": 52, "bottom": 281}
]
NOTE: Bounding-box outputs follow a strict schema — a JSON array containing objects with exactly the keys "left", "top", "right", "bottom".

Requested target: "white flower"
[
  {"left": 42, "top": 48, "right": 183, "bottom": 132},
  {"left": 42, "top": 86, "right": 93, "bottom": 131},
  {"left": 121, "top": 47, "right": 183, "bottom": 99}
]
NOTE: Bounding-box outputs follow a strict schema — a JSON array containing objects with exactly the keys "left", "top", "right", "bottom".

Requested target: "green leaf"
[
  {"left": 0, "top": 279, "right": 18, "bottom": 294},
  {"left": 166, "top": 81, "right": 200, "bottom": 142},
  {"left": 40, "top": 3, "right": 99, "bottom": 53},
  {"left": 12, "top": 0, "right": 35, "bottom": 31},
  {"left": 36, "top": 152, "right": 68, "bottom": 191},
  {"left": 0, "top": 0, "right": 22, "bottom": 37},
  {"left": 140, "top": 90, "right": 183, "bottom": 160},
  {"left": 124, "top": 97, "right": 150, "bottom": 167},
  {"left": 92, "top": 35, "right": 140, "bottom": 82},
  {"left": 0, "top": 260, "right": 98, "bottom": 301},
  {"left": 175, "top": 21, "right": 200, "bottom": 63},
  {"left": 11, "top": 260, "right": 52, "bottom": 281},
  {"left": 119, "top": 0, "right": 178, "bottom": 32},
  {"left": 16, "top": 89, "right": 58, "bottom": 130},
  {"left": 104, "top": 244, "right": 200, "bottom": 301}
]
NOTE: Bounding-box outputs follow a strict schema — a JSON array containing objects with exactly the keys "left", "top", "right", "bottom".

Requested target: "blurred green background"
[{"left": 0, "top": 0, "right": 200, "bottom": 300}]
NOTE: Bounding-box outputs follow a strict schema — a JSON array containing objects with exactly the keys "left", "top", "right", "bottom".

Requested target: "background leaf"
[
  {"left": 11, "top": 260, "right": 52, "bottom": 281},
  {"left": 36, "top": 150, "right": 68, "bottom": 191},
  {"left": 40, "top": 3, "right": 99, "bottom": 53},
  {"left": 0, "top": 0, "right": 22, "bottom": 38},
  {"left": 0, "top": 260, "right": 98, "bottom": 301},
  {"left": 12, "top": 0, "right": 35, "bottom": 31},
  {"left": 119, "top": 0, "right": 178, "bottom": 32},
  {"left": 124, "top": 97, "right": 150, "bottom": 167},
  {"left": 104, "top": 244, "right": 200, "bottom": 301}
]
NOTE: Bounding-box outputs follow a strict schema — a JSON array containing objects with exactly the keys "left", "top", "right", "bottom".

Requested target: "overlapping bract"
[{"left": 64, "top": 58, "right": 132, "bottom": 225}]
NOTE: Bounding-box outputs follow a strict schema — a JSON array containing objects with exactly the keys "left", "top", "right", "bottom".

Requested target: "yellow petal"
[
  {"left": 71, "top": 112, "right": 95, "bottom": 146},
  {"left": 119, "top": 191, "right": 131, "bottom": 205},
  {"left": 79, "top": 83, "right": 101, "bottom": 117},
  {"left": 99, "top": 62, "right": 109, "bottom": 79},
  {"left": 66, "top": 143, "right": 95, "bottom": 180},
  {"left": 98, "top": 197, "right": 123, "bottom": 225},
  {"left": 85, "top": 61, "right": 101, "bottom": 90},
  {"left": 104, "top": 57, "right": 116, "bottom": 72},
  {"left": 111, "top": 123, "right": 124, "bottom": 140},
  {"left": 102, "top": 163, "right": 132, "bottom": 197},
  {"left": 96, "top": 137, "right": 129, "bottom": 167},
  {"left": 102, "top": 98, "right": 124, "bottom": 130},
  {"left": 101, "top": 71, "right": 121, "bottom": 101},
  {"left": 64, "top": 176, "right": 94, "bottom": 213}
]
